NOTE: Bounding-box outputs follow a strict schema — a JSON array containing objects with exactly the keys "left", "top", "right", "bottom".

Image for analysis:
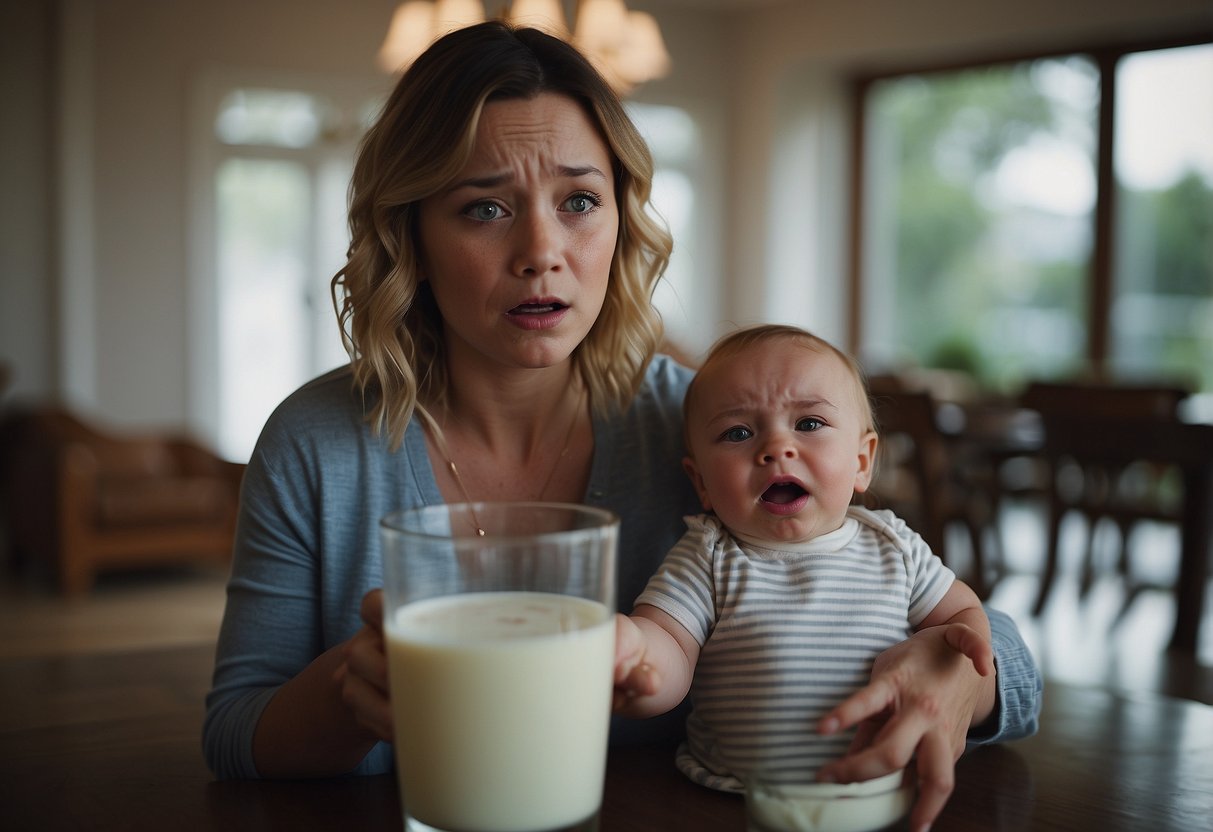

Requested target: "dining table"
[
  {"left": 1, "top": 641, "right": 1210, "bottom": 831},
  {"left": 939, "top": 399, "right": 1213, "bottom": 656}
]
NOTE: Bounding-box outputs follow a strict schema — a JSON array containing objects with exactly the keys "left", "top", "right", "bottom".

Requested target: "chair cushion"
[
  {"left": 96, "top": 476, "right": 233, "bottom": 526},
  {"left": 90, "top": 439, "right": 177, "bottom": 478}
]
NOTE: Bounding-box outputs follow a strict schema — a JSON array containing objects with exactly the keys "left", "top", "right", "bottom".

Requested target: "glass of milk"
[{"left": 380, "top": 502, "right": 619, "bottom": 832}]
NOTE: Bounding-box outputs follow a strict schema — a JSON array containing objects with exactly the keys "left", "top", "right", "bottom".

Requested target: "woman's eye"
[
  {"left": 465, "top": 202, "right": 504, "bottom": 221},
  {"left": 562, "top": 192, "right": 602, "bottom": 214},
  {"left": 721, "top": 426, "right": 752, "bottom": 443},
  {"left": 796, "top": 417, "right": 823, "bottom": 432}
]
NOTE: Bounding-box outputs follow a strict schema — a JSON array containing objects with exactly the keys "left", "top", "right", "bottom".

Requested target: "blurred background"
[
  {"left": 1, "top": 1, "right": 1210, "bottom": 698},
  {"left": 2, "top": 0, "right": 1208, "bottom": 461}
]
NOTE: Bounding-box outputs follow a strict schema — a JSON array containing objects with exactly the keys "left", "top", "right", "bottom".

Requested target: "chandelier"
[{"left": 377, "top": 0, "right": 671, "bottom": 94}]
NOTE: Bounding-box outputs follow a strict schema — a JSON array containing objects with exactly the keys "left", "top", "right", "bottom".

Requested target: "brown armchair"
[{"left": 0, "top": 405, "right": 245, "bottom": 595}]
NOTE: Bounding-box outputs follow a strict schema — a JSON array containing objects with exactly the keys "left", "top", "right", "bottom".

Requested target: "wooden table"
[
  {"left": 945, "top": 402, "right": 1213, "bottom": 656},
  {"left": 2, "top": 642, "right": 1211, "bottom": 831}
]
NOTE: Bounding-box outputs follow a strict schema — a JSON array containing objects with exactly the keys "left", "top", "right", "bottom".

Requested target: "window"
[
  {"left": 200, "top": 81, "right": 383, "bottom": 461},
  {"left": 1111, "top": 45, "right": 1213, "bottom": 392},
  {"left": 854, "top": 38, "right": 1212, "bottom": 396},
  {"left": 627, "top": 101, "right": 703, "bottom": 357}
]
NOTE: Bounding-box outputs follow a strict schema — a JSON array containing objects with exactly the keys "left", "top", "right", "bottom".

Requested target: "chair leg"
[
  {"left": 1078, "top": 515, "right": 1100, "bottom": 599},
  {"left": 1110, "top": 582, "right": 1147, "bottom": 633},
  {"left": 1115, "top": 517, "right": 1133, "bottom": 577},
  {"left": 966, "top": 520, "right": 991, "bottom": 601},
  {"left": 1033, "top": 501, "right": 1065, "bottom": 616}
]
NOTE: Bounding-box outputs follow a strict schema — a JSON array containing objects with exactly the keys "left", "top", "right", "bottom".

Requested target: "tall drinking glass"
[{"left": 380, "top": 502, "right": 619, "bottom": 832}]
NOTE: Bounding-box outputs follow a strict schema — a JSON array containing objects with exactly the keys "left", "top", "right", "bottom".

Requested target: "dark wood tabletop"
[{"left": 2, "top": 641, "right": 1210, "bottom": 831}]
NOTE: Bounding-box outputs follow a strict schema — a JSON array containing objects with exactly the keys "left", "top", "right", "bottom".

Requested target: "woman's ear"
[
  {"left": 852, "top": 431, "right": 878, "bottom": 494},
  {"left": 682, "top": 456, "right": 712, "bottom": 511}
]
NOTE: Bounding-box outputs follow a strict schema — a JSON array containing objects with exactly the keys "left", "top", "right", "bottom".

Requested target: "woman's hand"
[
  {"left": 252, "top": 588, "right": 391, "bottom": 777},
  {"left": 335, "top": 589, "right": 394, "bottom": 743},
  {"left": 815, "top": 625, "right": 997, "bottom": 832}
]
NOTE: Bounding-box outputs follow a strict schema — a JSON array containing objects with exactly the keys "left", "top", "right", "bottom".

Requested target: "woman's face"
[{"left": 417, "top": 93, "right": 619, "bottom": 374}]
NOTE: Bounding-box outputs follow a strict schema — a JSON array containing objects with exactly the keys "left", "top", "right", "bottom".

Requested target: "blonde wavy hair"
[{"left": 332, "top": 22, "right": 672, "bottom": 449}]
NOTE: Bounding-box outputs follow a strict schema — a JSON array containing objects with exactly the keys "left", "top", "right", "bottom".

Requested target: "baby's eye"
[
  {"left": 562, "top": 192, "right": 602, "bottom": 214},
  {"left": 796, "top": 417, "right": 824, "bottom": 432},
  {"left": 464, "top": 201, "right": 506, "bottom": 222},
  {"left": 720, "top": 426, "right": 752, "bottom": 443}
]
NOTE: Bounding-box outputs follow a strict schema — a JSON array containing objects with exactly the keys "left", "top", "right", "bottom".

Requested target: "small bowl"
[{"left": 745, "top": 770, "right": 913, "bottom": 832}]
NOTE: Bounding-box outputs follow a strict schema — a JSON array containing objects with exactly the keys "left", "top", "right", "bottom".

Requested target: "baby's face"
[{"left": 683, "top": 338, "right": 876, "bottom": 544}]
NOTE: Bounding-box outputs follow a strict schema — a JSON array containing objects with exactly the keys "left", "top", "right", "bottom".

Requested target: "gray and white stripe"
[{"left": 635, "top": 506, "right": 954, "bottom": 792}]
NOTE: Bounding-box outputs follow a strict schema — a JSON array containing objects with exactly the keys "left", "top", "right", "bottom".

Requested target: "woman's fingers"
[
  {"left": 818, "top": 674, "right": 896, "bottom": 736},
  {"left": 337, "top": 658, "right": 394, "bottom": 742},
  {"left": 360, "top": 588, "right": 385, "bottom": 630},
  {"left": 336, "top": 589, "right": 393, "bottom": 742},
  {"left": 907, "top": 730, "right": 955, "bottom": 832},
  {"left": 817, "top": 707, "right": 926, "bottom": 784},
  {"left": 344, "top": 626, "right": 388, "bottom": 690},
  {"left": 943, "top": 623, "right": 996, "bottom": 677}
]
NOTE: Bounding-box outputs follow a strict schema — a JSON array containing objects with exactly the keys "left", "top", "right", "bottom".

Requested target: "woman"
[{"left": 203, "top": 22, "right": 1041, "bottom": 830}]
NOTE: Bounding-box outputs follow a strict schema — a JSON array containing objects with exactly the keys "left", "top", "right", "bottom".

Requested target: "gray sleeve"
[
  {"left": 202, "top": 418, "right": 324, "bottom": 779},
  {"left": 202, "top": 375, "right": 399, "bottom": 779}
]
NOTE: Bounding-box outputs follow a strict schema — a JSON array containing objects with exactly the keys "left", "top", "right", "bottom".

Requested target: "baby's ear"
[
  {"left": 682, "top": 456, "right": 712, "bottom": 511},
  {"left": 852, "top": 431, "right": 878, "bottom": 494}
]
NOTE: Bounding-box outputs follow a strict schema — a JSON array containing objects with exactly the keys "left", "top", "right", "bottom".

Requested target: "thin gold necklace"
[{"left": 425, "top": 386, "right": 586, "bottom": 536}]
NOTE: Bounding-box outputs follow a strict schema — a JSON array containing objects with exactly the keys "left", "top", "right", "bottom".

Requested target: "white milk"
[
  {"left": 746, "top": 772, "right": 912, "bottom": 832},
  {"left": 386, "top": 591, "right": 614, "bottom": 832}
]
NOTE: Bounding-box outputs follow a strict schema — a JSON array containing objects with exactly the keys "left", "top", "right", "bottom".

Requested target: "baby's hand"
[{"left": 612, "top": 613, "right": 661, "bottom": 712}]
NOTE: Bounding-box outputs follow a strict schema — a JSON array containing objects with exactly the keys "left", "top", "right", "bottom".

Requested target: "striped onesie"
[{"left": 634, "top": 505, "right": 955, "bottom": 792}]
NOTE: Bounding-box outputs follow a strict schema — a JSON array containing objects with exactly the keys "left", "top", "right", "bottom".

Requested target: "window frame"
[
  {"left": 187, "top": 67, "right": 387, "bottom": 458},
  {"left": 845, "top": 29, "right": 1213, "bottom": 377}
]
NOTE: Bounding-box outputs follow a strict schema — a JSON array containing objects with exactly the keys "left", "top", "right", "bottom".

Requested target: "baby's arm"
[
  {"left": 613, "top": 604, "right": 701, "bottom": 718},
  {"left": 916, "top": 579, "right": 995, "bottom": 677}
]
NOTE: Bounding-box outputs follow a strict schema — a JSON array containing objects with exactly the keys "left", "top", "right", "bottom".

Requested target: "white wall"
[
  {"left": 1, "top": 1, "right": 56, "bottom": 404},
  {"left": 1, "top": 0, "right": 1208, "bottom": 437}
]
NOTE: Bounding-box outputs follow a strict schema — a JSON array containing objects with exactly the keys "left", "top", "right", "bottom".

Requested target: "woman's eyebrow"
[
  {"left": 447, "top": 172, "right": 511, "bottom": 191},
  {"left": 445, "top": 164, "right": 608, "bottom": 194},
  {"left": 559, "top": 164, "right": 608, "bottom": 180}
]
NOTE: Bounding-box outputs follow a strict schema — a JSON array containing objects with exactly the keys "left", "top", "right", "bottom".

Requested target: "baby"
[{"left": 613, "top": 324, "right": 994, "bottom": 793}]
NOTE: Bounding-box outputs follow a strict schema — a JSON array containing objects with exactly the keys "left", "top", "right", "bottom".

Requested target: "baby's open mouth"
[{"left": 761, "top": 482, "right": 807, "bottom": 505}]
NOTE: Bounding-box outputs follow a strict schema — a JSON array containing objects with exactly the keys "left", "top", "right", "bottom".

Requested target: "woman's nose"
[{"left": 511, "top": 211, "right": 562, "bottom": 277}]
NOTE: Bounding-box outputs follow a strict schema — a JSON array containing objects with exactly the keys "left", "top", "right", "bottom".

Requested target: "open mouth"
[
  {"left": 505, "top": 300, "right": 570, "bottom": 331},
  {"left": 509, "top": 301, "right": 567, "bottom": 315},
  {"left": 760, "top": 482, "right": 808, "bottom": 505}
]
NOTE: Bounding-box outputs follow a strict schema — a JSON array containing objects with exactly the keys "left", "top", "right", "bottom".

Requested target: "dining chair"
[
  {"left": 1019, "top": 380, "right": 1191, "bottom": 617},
  {"left": 864, "top": 378, "right": 998, "bottom": 598}
]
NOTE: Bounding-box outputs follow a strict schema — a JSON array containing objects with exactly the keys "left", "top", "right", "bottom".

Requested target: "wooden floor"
[
  {"left": 967, "top": 502, "right": 1213, "bottom": 705},
  {"left": 0, "top": 563, "right": 229, "bottom": 660},
  {"left": 1, "top": 501, "right": 1210, "bottom": 704}
]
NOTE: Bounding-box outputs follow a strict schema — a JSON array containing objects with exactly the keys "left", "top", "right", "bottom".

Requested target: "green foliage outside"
[{"left": 871, "top": 54, "right": 1213, "bottom": 395}]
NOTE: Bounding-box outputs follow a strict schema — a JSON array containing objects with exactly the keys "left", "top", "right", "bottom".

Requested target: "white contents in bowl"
[{"left": 746, "top": 770, "right": 912, "bottom": 832}]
